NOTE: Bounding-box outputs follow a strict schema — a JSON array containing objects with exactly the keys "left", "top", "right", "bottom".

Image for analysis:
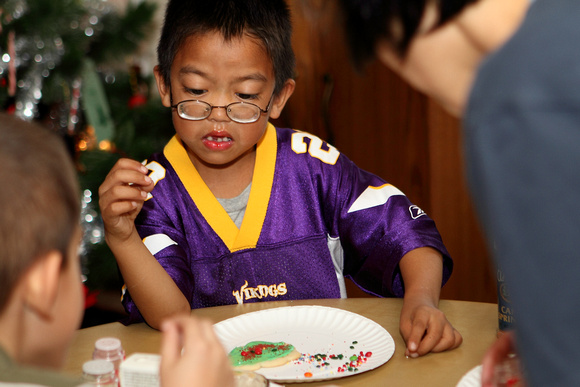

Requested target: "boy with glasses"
[{"left": 99, "top": 0, "right": 462, "bottom": 358}]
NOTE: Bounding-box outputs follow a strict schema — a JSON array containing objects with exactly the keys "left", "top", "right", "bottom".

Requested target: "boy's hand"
[
  {"left": 160, "top": 315, "right": 234, "bottom": 387},
  {"left": 98, "top": 158, "right": 154, "bottom": 242},
  {"left": 399, "top": 296, "right": 463, "bottom": 358}
]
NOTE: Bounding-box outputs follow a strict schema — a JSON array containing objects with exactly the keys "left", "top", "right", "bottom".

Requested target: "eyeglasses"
[{"left": 171, "top": 95, "right": 274, "bottom": 124}]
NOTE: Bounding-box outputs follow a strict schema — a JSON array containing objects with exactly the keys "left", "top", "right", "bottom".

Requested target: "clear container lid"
[
  {"left": 82, "top": 359, "right": 115, "bottom": 376},
  {"left": 94, "top": 337, "right": 122, "bottom": 352}
]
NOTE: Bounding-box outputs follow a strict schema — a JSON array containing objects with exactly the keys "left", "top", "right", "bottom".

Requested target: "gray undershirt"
[{"left": 216, "top": 183, "right": 251, "bottom": 228}]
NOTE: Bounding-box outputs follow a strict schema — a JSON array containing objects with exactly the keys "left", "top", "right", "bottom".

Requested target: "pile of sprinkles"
[{"left": 294, "top": 341, "right": 373, "bottom": 378}]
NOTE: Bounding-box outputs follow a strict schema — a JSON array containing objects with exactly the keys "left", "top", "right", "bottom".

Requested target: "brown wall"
[{"left": 273, "top": 0, "right": 496, "bottom": 302}]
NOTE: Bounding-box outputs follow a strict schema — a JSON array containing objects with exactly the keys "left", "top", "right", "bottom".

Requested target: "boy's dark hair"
[
  {"left": 338, "top": 0, "right": 480, "bottom": 67},
  {"left": 0, "top": 114, "right": 80, "bottom": 312},
  {"left": 157, "top": 0, "right": 295, "bottom": 96}
]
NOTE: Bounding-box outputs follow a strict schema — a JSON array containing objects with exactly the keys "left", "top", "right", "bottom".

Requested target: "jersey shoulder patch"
[{"left": 347, "top": 184, "right": 404, "bottom": 213}]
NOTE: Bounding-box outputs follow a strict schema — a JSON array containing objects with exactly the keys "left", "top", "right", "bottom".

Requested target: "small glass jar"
[
  {"left": 82, "top": 359, "right": 118, "bottom": 386},
  {"left": 93, "top": 337, "right": 125, "bottom": 372}
]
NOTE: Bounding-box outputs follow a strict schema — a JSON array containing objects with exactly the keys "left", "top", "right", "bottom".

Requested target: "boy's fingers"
[
  {"left": 99, "top": 187, "right": 146, "bottom": 216},
  {"left": 163, "top": 315, "right": 213, "bottom": 355},
  {"left": 180, "top": 317, "right": 207, "bottom": 350},
  {"left": 430, "top": 327, "right": 462, "bottom": 353},
  {"left": 107, "top": 200, "right": 140, "bottom": 218},
  {"left": 160, "top": 319, "right": 180, "bottom": 366},
  {"left": 99, "top": 161, "right": 152, "bottom": 194},
  {"left": 416, "top": 328, "right": 443, "bottom": 355},
  {"left": 403, "top": 320, "right": 426, "bottom": 356},
  {"left": 114, "top": 157, "right": 150, "bottom": 174},
  {"left": 110, "top": 169, "right": 152, "bottom": 188},
  {"left": 107, "top": 185, "right": 148, "bottom": 201}
]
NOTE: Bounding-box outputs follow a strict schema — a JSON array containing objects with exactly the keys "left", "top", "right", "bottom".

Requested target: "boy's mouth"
[
  {"left": 202, "top": 132, "right": 234, "bottom": 151},
  {"left": 205, "top": 135, "right": 232, "bottom": 143}
]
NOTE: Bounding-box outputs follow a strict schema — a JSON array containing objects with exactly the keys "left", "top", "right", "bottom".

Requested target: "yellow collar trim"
[{"left": 163, "top": 123, "right": 277, "bottom": 252}]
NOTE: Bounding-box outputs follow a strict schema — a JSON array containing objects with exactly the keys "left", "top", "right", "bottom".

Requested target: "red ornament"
[{"left": 128, "top": 94, "right": 147, "bottom": 109}]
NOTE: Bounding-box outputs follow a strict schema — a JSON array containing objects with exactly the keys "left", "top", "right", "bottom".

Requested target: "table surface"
[{"left": 64, "top": 298, "right": 497, "bottom": 387}]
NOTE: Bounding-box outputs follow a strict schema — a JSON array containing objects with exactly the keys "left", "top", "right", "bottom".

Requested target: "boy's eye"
[
  {"left": 237, "top": 93, "right": 258, "bottom": 101},
  {"left": 185, "top": 88, "right": 206, "bottom": 97}
]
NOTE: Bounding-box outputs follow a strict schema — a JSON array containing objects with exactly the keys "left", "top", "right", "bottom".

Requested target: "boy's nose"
[{"left": 208, "top": 105, "right": 231, "bottom": 121}]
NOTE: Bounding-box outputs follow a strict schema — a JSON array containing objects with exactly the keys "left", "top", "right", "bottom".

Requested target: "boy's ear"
[
  {"left": 154, "top": 65, "right": 172, "bottom": 108},
  {"left": 23, "top": 251, "right": 63, "bottom": 321},
  {"left": 268, "top": 79, "right": 296, "bottom": 120}
]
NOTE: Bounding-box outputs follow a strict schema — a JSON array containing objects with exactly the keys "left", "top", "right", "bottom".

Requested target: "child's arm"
[
  {"left": 99, "top": 158, "right": 191, "bottom": 329},
  {"left": 398, "top": 247, "right": 463, "bottom": 357}
]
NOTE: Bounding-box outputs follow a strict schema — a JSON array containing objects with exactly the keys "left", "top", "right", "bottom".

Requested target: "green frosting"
[{"left": 229, "top": 341, "right": 295, "bottom": 367}]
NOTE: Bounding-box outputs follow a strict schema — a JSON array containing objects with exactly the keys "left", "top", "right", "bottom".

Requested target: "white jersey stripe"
[
  {"left": 143, "top": 234, "right": 178, "bottom": 255},
  {"left": 347, "top": 184, "right": 405, "bottom": 213},
  {"left": 327, "top": 235, "right": 347, "bottom": 298}
]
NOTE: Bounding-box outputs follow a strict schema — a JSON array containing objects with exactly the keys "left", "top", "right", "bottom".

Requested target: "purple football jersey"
[{"left": 121, "top": 124, "right": 452, "bottom": 323}]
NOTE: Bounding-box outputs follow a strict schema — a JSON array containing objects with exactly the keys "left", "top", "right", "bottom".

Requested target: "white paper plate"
[
  {"left": 456, "top": 365, "right": 482, "bottom": 387},
  {"left": 213, "top": 305, "right": 395, "bottom": 383}
]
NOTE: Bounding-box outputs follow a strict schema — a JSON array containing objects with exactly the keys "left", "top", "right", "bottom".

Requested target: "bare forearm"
[
  {"left": 399, "top": 247, "right": 443, "bottom": 305},
  {"left": 398, "top": 247, "right": 461, "bottom": 356},
  {"left": 107, "top": 230, "right": 190, "bottom": 329}
]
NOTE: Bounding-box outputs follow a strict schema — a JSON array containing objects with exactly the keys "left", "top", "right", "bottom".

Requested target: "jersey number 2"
[{"left": 291, "top": 132, "right": 340, "bottom": 165}]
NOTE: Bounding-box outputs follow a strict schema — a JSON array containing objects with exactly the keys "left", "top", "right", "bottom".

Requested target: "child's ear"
[
  {"left": 23, "top": 251, "right": 63, "bottom": 321},
  {"left": 154, "top": 65, "right": 173, "bottom": 108},
  {"left": 269, "top": 79, "right": 296, "bottom": 120}
]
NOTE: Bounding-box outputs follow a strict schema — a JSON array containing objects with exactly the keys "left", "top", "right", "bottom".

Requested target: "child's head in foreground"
[
  {"left": 0, "top": 113, "right": 82, "bottom": 369},
  {"left": 154, "top": 0, "right": 296, "bottom": 169}
]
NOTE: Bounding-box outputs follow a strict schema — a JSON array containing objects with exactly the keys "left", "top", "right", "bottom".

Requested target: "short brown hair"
[
  {"left": 156, "top": 0, "right": 295, "bottom": 96},
  {"left": 0, "top": 114, "right": 80, "bottom": 312}
]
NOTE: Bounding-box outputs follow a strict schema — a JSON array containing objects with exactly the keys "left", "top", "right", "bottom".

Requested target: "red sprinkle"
[
  {"left": 255, "top": 348, "right": 262, "bottom": 355},
  {"left": 365, "top": 352, "right": 373, "bottom": 357},
  {"left": 241, "top": 351, "right": 248, "bottom": 357}
]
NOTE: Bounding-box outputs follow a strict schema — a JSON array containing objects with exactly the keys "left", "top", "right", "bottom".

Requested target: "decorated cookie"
[{"left": 229, "top": 341, "right": 301, "bottom": 371}]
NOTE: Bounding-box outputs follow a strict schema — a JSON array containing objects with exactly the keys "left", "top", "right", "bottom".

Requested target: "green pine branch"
[{"left": 1, "top": 0, "right": 157, "bottom": 105}]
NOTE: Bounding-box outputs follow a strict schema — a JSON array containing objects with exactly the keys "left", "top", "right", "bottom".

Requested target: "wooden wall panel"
[{"left": 427, "top": 102, "right": 496, "bottom": 302}]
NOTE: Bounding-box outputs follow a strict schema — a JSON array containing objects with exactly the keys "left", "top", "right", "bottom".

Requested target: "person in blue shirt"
[{"left": 337, "top": 0, "right": 580, "bottom": 386}]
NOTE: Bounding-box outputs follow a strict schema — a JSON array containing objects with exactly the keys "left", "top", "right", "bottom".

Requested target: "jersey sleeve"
[{"left": 327, "top": 154, "right": 452, "bottom": 297}]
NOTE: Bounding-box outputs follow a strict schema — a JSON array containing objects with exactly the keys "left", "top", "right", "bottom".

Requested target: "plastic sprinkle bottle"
[
  {"left": 93, "top": 337, "right": 125, "bottom": 385},
  {"left": 82, "top": 359, "right": 118, "bottom": 386}
]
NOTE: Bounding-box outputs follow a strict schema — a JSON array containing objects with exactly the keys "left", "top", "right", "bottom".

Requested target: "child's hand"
[
  {"left": 399, "top": 297, "right": 463, "bottom": 358},
  {"left": 160, "top": 315, "right": 234, "bottom": 387},
  {"left": 98, "top": 158, "right": 154, "bottom": 242},
  {"left": 481, "top": 331, "right": 523, "bottom": 387}
]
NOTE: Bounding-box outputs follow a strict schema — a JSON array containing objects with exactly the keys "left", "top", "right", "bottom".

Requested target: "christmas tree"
[{"left": 0, "top": 0, "right": 175, "bottom": 299}]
